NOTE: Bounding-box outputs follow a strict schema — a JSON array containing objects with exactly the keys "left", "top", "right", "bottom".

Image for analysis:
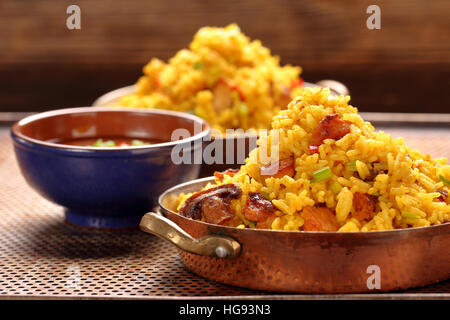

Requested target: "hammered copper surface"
[
  {"left": 166, "top": 211, "right": 449, "bottom": 293},
  {"left": 1, "top": 126, "right": 450, "bottom": 298}
]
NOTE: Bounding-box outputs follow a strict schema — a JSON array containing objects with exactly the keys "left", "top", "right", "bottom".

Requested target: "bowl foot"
[{"left": 65, "top": 209, "right": 142, "bottom": 229}]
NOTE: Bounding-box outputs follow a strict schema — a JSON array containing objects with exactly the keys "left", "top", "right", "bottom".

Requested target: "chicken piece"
[
  {"left": 212, "top": 79, "right": 233, "bottom": 112},
  {"left": 301, "top": 206, "right": 340, "bottom": 232},
  {"left": 260, "top": 156, "right": 295, "bottom": 179},
  {"left": 179, "top": 184, "right": 242, "bottom": 224},
  {"left": 201, "top": 196, "right": 234, "bottom": 225},
  {"left": 214, "top": 168, "right": 239, "bottom": 183},
  {"left": 311, "top": 114, "right": 352, "bottom": 146},
  {"left": 243, "top": 192, "right": 277, "bottom": 229},
  {"left": 352, "top": 192, "right": 377, "bottom": 222}
]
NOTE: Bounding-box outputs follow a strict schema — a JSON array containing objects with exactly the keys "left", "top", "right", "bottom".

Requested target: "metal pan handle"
[
  {"left": 139, "top": 212, "right": 241, "bottom": 259},
  {"left": 315, "top": 80, "right": 350, "bottom": 96}
]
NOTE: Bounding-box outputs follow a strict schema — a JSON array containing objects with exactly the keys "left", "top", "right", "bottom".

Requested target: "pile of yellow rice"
[
  {"left": 178, "top": 88, "right": 450, "bottom": 232},
  {"left": 119, "top": 24, "right": 303, "bottom": 133}
]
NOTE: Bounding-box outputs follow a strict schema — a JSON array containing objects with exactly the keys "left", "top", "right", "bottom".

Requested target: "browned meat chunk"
[
  {"left": 352, "top": 192, "right": 377, "bottom": 222},
  {"left": 179, "top": 184, "right": 242, "bottom": 225},
  {"left": 214, "top": 168, "right": 239, "bottom": 183},
  {"left": 260, "top": 156, "right": 295, "bottom": 179},
  {"left": 301, "top": 206, "right": 340, "bottom": 232},
  {"left": 201, "top": 196, "right": 234, "bottom": 225},
  {"left": 437, "top": 189, "right": 448, "bottom": 202},
  {"left": 311, "top": 114, "right": 352, "bottom": 146},
  {"left": 243, "top": 193, "right": 276, "bottom": 229},
  {"left": 212, "top": 79, "right": 233, "bottom": 112}
]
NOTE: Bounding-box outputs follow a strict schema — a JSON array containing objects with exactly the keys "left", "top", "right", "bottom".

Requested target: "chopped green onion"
[
  {"left": 312, "top": 166, "right": 332, "bottom": 183},
  {"left": 92, "top": 139, "right": 116, "bottom": 147},
  {"left": 369, "top": 192, "right": 380, "bottom": 197},
  {"left": 440, "top": 175, "right": 450, "bottom": 186},
  {"left": 186, "top": 110, "right": 195, "bottom": 115},
  {"left": 193, "top": 61, "right": 204, "bottom": 70},
  {"left": 103, "top": 140, "right": 116, "bottom": 147},
  {"left": 346, "top": 160, "right": 357, "bottom": 172},
  {"left": 262, "top": 192, "right": 271, "bottom": 200},
  {"left": 194, "top": 108, "right": 207, "bottom": 119},
  {"left": 401, "top": 211, "right": 420, "bottom": 220},
  {"left": 131, "top": 139, "right": 146, "bottom": 146},
  {"left": 330, "top": 181, "right": 342, "bottom": 194},
  {"left": 92, "top": 139, "right": 104, "bottom": 147},
  {"left": 238, "top": 103, "right": 249, "bottom": 116}
]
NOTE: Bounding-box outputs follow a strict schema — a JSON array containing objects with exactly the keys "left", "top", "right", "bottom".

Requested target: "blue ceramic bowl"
[{"left": 11, "top": 107, "right": 210, "bottom": 228}]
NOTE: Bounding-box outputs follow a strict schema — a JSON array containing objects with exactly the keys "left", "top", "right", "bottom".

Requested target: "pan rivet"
[{"left": 215, "top": 246, "right": 229, "bottom": 258}]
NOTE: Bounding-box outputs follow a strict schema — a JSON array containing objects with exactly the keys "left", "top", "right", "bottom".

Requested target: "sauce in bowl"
[{"left": 55, "top": 137, "right": 163, "bottom": 148}]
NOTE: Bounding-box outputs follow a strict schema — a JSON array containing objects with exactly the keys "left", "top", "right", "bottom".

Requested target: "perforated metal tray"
[{"left": 1, "top": 115, "right": 449, "bottom": 299}]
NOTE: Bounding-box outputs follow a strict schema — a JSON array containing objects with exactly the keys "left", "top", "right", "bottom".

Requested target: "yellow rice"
[
  {"left": 118, "top": 24, "right": 303, "bottom": 133},
  {"left": 178, "top": 88, "right": 450, "bottom": 232}
]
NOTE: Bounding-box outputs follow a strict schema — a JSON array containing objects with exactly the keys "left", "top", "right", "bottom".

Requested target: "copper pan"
[{"left": 140, "top": 177, "right": 450, "bottom": 293}]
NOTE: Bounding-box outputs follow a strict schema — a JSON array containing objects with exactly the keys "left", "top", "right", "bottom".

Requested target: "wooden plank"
[
  {"left": 1, "top": 63, "right": 448, "bottom": 113},
  {"left": 0, "top": 0, "right": 449, "bottom": 65},
  {"left": 0, "top": 0, "right": 449, "bottom": 112}
]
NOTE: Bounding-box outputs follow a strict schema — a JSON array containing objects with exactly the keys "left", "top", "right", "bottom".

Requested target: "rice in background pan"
[{"left": 119, "top": 24, "right": 303, "bottom": 133}]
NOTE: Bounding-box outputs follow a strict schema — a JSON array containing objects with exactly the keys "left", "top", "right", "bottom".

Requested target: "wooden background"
[{"left": 0, "top": 0, "right": 449, "bottom": 113}]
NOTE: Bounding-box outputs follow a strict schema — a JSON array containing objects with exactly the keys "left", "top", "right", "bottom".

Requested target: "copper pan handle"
[
  {"left": 315, "top": 80, "right": 350, "bottom": 96},
  {"left": 139, "top": 212, "right": 241, "bottom": 259}
]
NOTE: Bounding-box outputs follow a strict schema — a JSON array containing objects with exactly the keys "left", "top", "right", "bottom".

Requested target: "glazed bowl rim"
[{"left": 11, "top": 107, "right": 211, "bottom": 151}]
